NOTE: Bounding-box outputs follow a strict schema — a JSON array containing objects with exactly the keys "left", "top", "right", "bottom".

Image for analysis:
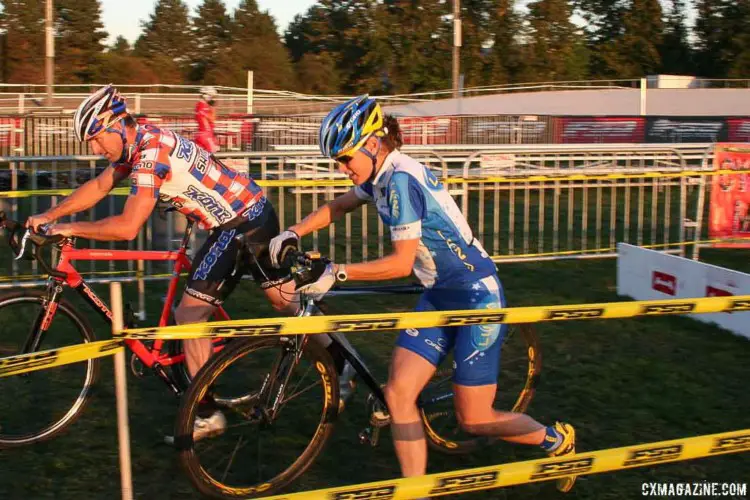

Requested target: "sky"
[{"left": 101, "top": 0, "right": 317, "bottom": 45}]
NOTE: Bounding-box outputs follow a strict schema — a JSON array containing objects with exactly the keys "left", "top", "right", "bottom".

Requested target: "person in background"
[{"left": 195, "top": 86, "right": 218, "bottom": 154}]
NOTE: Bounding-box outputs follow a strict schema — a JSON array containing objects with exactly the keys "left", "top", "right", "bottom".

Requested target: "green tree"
[
  {"left": 573, "top": 0, "right": 624, "bottom": 77},
  {"left": 0, "top": 0, "right": 46, "bottom": 83},
  {"left": 659, "top": 0, "right": 694, "bottom": 75},
  {"left": 190, "top": 0, "right": 232, "bottom": 83},
  {"left": 110, "top": 36, "right": 132, "bottom": 55},
  {"left": 380, "top": 0, "right": 451, "bottom": 93},
  {"left": 55, "top": 0, "right": 108, "bottom": 83},
  {"left": 134, "top": 0, "right": 192, "bottom": 78},
  {"left": 208, "top": 0, "right": 295, "bottom": 89},
  {"left": 522, "top": 0, "right": 590, "bottom": 82},
  {"left": 484, "top": 0, "right": 525, "bottom": 84},
  {"left": 695, "top": 0, "right": 750, "bottom": 78}
]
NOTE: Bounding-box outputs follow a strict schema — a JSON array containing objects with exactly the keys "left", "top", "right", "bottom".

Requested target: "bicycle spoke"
[{"left": 221, "top": 435, "right": 246, "bottom": 483}]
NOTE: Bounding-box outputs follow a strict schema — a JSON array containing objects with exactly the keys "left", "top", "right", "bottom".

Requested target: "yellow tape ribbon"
[
  {"left": 2, "top": 295, "right": 748, "bottom": 377},
  {"left": 264, "top": 429, "right": 750, "bottom": 499},
  {"left": 114, "top": 295, "right": 750, "bottom": 341},
  {"left": 0, "top": 339, "right": 122, "bottom": 378},
  {"left": 0, "top": 169, "right": 745, "bottom": 198}
]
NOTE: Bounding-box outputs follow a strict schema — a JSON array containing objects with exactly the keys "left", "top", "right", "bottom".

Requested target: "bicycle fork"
[
  {"left": 23, "top": 280, "right": 64, "bottom": 355},
  {"left": 255, "top": 336, "right": 309, "bottom": 423}
]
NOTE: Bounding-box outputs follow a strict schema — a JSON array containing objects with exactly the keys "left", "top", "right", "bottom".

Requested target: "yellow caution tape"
[
  {"left": 0, "top": 169, "right": 744, "bottom": 198},
  {"left": 0, "top": 339, "right": 123, "bottom": 378},
  {"left": 114, "top": 295, "right": 750, "bottom": 341},
  {"left": 3, "top": 295, "right": 747, "bottom": 376},
  {"left": 491, "top": 239, "right": 726, "bottom": 260},
  {"left": 264, "top": 428, "right": 750, "bottom": 499}
]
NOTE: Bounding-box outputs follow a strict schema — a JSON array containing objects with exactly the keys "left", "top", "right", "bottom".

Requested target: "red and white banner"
[
  {"left": 708, "top": 143, "right": 750, "bottom": 246},
  {"left": 617, "top": 243, "right": 750, "bottom": 340}
]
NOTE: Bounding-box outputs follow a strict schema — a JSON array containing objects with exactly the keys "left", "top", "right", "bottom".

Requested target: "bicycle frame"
[{"left": 34, "top": 220, "right": 230, "bottom": 394}]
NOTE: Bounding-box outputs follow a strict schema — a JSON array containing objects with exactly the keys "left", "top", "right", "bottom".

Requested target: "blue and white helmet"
[
  {"left": 73, "top": 85, "right": 128, "bottom": 142},
  {"left": 318, "top": 95, "right": 384, "bottom": 159}
]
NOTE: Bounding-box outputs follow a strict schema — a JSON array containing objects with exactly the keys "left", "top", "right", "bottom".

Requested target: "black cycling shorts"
[{"left": 185, "top": 196, "right": 289, "bottom": 306}]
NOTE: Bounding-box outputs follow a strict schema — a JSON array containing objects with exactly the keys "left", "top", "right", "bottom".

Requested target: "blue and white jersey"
[{"left": 354, "top": 150, "right": 496, "bottom": 288}]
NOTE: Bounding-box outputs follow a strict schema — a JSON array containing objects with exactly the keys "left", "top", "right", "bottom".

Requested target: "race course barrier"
[
  {"left": 2, "top": 294, "right": 749, "bottom": 378},
  {"left": 264, "top": 429, "right": 750, "bottom": 499}
]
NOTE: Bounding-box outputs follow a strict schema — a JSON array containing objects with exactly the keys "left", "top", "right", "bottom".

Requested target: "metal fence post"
[{"left": 110, "top": 282, "right": 134, "bottom": 500}]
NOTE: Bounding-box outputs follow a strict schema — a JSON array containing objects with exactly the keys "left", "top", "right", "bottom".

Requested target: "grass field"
[{"left": 0, "top": 246, "right": 747, "bottom": 499}]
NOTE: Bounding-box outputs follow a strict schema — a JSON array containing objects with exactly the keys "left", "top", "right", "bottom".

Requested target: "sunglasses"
[{"left": 335, "top": 155, "right": 353, "bottom": 165}]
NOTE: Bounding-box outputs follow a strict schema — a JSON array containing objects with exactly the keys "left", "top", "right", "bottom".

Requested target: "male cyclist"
[
  {"left": 195, "top": 86, "right": 218, "bottom": 154},
  {"left": 269, "top": 95, "right": 578, "bottom": 492},
  {"left": 25, "top": 85, "right": 350, "bottom": 440}
]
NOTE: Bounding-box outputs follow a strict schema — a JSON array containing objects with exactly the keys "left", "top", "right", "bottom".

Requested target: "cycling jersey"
[
  {"left": 195, "top": 100, "right": 218, "bottom": 153},
  {"left": 114, "top": 124, "right": 263, "bottom": 230},
  {"left": 353, "top": 150, "right": 496, "bottom": 288},
  {"left": 195, "top": 100, "right": 215, "bottom": 133}
]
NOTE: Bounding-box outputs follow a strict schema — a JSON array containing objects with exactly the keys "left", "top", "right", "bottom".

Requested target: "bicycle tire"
[
  {"left": 0, "top": 290, "right": 99, "bottom": 447},
  {"left": 176, "top": 336, "right": 339, "bottom": 499},
  {"left": 419, "top": 323, "right": 542, "bottom": 455}
]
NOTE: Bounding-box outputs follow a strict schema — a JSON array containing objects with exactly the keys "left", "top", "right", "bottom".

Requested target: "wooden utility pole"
[
  {"left": 452, "top": 0, "right": 461, "bottom": 98},
  {"left": 45, "top": 0, "right": 54, "bottom": 107}
]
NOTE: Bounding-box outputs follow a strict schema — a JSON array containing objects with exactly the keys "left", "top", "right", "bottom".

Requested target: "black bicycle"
[{"left": 173, "top": 250, "right": 542, "bottom": 499}]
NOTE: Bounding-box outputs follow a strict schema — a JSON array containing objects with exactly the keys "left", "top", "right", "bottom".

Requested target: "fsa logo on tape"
[
  {"left": 330, "top": 485, "right": 396, "bottom": 499},
  {"left": 442, "top": 313, "right": 506, "bottom": 327},
  {"left": 530, "top": 457, "right": 594, "bottom": 480},
  {"left": 726, "top": 300, "right": 750, "bottom": 312},
  {"left": 546, "top": 308, "right": 604, "bottom": 320},
  {"left": 98, "top": 341, "right": 123, "bottom": 353},
  {"left": 640, "top": 303, "right": 696, "bottom": 315},
  {"left": 623, "top": 445, "right": 682, "bottom": 466},
  {"left": 709, "top": 434, "right": 750, "bottom": 454},
  {"left": 329, "top": 319, "right": 399, "bottom": 332},
  {"left": 119, "top": 328, "right": 159, "bottom": 339},
  {"left": 0, "top": 350, "right": 59, "bottom": 376},
  {"left": 429, "top": 471, "right": 498, "bottom": 495},
  {"left": 210, "top": 324, "right": 283, "bottom": 336}
]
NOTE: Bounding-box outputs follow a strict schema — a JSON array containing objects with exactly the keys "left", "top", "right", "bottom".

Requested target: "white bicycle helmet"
[
  {"left": 200, "top": 86, "right": 218, "bottom": 101},
  {"left": 73, "top": 85, "right": 128, "bottom": 142}
]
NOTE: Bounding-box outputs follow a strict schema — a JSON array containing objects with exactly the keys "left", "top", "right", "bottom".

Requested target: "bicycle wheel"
[
  {"left": 419, "top": 323, "right": 541, "bottom": 454},
  {"left": 176, "top": 335, "right": 339, "bottom": 499},
  {"left": 0, "top": 290, "right": 99, "bottom": 447}
]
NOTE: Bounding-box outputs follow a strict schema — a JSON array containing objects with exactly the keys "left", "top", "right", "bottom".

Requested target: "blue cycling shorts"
[{"left": 395, "top": 275, "right": 507, "bottom": 386}]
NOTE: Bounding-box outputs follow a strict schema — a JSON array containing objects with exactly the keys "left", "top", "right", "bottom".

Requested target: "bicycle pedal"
[{"left": 370, "top": 409, "right": 391, "bottom": 427}]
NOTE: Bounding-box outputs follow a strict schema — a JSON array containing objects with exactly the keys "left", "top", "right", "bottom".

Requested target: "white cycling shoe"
[{"left": 165, "top": 410, "right": 227, "bottom": 445}]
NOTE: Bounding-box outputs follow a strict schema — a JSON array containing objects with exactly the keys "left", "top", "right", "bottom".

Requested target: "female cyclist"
[{"left": 268, "top": 95, "right": 578, "bottom": 492}]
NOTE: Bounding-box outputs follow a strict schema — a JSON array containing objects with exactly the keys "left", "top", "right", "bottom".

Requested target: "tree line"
[{"left": 0, "top": 0, "right": 747, "bottom": 95}]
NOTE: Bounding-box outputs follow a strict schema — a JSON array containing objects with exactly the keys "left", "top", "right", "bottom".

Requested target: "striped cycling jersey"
[
  {"left": 114, "top": 124, "right": 263, "bottom": 229},
  {"left": 354, "top": 150, "right": 496, "bottom": 288}
]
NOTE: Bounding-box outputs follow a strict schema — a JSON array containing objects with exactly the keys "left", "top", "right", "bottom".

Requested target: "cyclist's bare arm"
[
  {"left": 345, "top": 238, "right": 419, "bottom": 281},
  {"left": 289, "top": 188, "right": 365, "bottom": 236},
  {"left": 48, "top": 190, "right": 157, "bottom": 241},
  {"left": 27, "top": 165, "right": 129, "bottom": 228}
]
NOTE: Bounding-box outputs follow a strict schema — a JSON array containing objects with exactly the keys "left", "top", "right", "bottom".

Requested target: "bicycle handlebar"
[{"left": 0, "top": 211, "right": 68, "bottom": 279}]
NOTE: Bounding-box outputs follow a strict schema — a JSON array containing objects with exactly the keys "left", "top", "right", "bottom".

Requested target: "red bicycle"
[{"left": 0, "top": 211, "right": 230, "bottom": 447}]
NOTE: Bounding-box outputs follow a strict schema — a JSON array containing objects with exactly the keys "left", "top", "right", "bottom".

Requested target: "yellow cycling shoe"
[{"left": 546, "top": 421, "right": 577, "bottom": 493}]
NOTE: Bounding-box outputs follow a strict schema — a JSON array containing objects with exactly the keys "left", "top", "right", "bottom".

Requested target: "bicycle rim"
[
  {"left": 419, "top": 324, "right": 541, "bottom": 454},
  {"left": 0, "top": 293, "right": 98, "bottom": 447},
  {"left": 177, "top": 336, "right": 339, "bottom": 499}
]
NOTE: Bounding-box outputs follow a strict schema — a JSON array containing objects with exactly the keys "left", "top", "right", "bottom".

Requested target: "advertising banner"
[
  {"left": 708, "top": 143, "right": 750, "bottom": 246},
  {"left": 646, "top": 117, "right": 727, "bottom": 143},
  {"left": 557, "top": 117, "right": 645, "bottom": 143},
  {"left": 617, "top": 243, "right": 750, "bottom": 340}
]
